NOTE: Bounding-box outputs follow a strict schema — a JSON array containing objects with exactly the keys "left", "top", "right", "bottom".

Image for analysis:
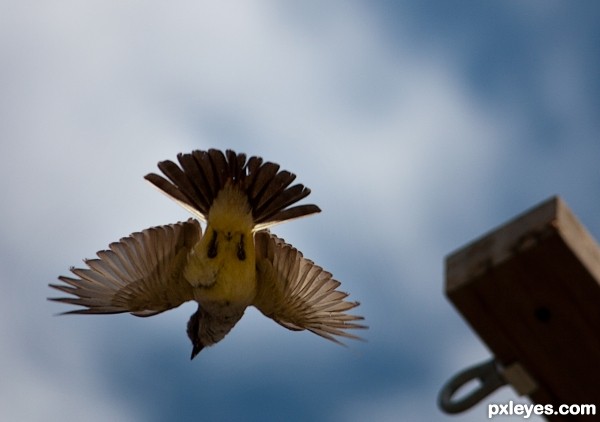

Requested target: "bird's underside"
[{"left": 50, "top": 149, "right": 366, "bottom": 358}]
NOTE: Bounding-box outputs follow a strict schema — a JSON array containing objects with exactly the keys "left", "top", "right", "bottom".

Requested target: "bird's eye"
[
  {"left": 237, "top": 234, "right": 246, "bottom": 261},
  {"left": 207, "top": 231, "right": 218, "bottom": 258}
]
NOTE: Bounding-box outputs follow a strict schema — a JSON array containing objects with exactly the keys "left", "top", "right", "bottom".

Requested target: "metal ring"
[{"left": 438, "top": 358, "right": 507, "bottom": 414}]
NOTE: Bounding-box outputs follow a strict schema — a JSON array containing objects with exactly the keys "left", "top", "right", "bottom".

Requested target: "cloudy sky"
[{"left": 2, "top": 1, "right": 599, "bottom": 421}]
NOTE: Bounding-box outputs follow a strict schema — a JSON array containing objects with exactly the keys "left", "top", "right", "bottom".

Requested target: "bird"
[{"left": 49, "top": 148, "right": 365, "bottom": 359}]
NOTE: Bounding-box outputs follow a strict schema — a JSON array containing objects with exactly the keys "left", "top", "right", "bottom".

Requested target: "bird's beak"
[{"left": 190, "top": 343, "right": 204, "bottom": 360}]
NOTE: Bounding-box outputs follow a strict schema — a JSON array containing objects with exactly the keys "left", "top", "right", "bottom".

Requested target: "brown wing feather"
[
  {"left": 253, "top": 231, "right": 366, "bottom": 344},
  {"left": 49, "top": 219, "right": 200, "bottom": 317},
  {"left": 144, "top": 149, "right": 321, "bottom": 228}
]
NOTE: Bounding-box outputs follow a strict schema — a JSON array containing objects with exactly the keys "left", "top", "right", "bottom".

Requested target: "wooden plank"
[{"left": 446, "top": 196, "right": 600, "bottom": 420}]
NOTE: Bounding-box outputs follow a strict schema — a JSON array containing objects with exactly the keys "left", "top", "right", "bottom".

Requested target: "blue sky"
[{"left": 1, "top": 1, "right": 599, "bottom": 421}]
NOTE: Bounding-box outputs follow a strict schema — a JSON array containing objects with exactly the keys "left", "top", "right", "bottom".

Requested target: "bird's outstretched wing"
[
  {"left": 49, "top": 219, "right": 200, "bottom": 317},
  {"left": 253, "top": 231, "right": 366, "bottom": 344},
  {"left": 144, "top": 149, "right": 321, "bottom": 230}
]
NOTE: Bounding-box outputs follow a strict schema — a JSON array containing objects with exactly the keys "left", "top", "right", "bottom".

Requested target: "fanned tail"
[{"left": 145, "top": 149, "right": 320, "bottom": 228}]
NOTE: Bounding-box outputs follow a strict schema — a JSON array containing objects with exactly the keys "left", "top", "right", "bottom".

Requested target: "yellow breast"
[{"left": 183, "top": 183, "right": 257, "bottom": 306}]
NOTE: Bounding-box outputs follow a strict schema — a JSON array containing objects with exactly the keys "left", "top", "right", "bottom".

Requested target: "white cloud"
[{"left": 0, "top": 262, "right": 143, "bottom": 421}]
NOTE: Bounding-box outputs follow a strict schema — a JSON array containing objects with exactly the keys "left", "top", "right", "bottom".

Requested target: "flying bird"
[{"left": 50, "top": 149, "right": 365, "bottom": 359}]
